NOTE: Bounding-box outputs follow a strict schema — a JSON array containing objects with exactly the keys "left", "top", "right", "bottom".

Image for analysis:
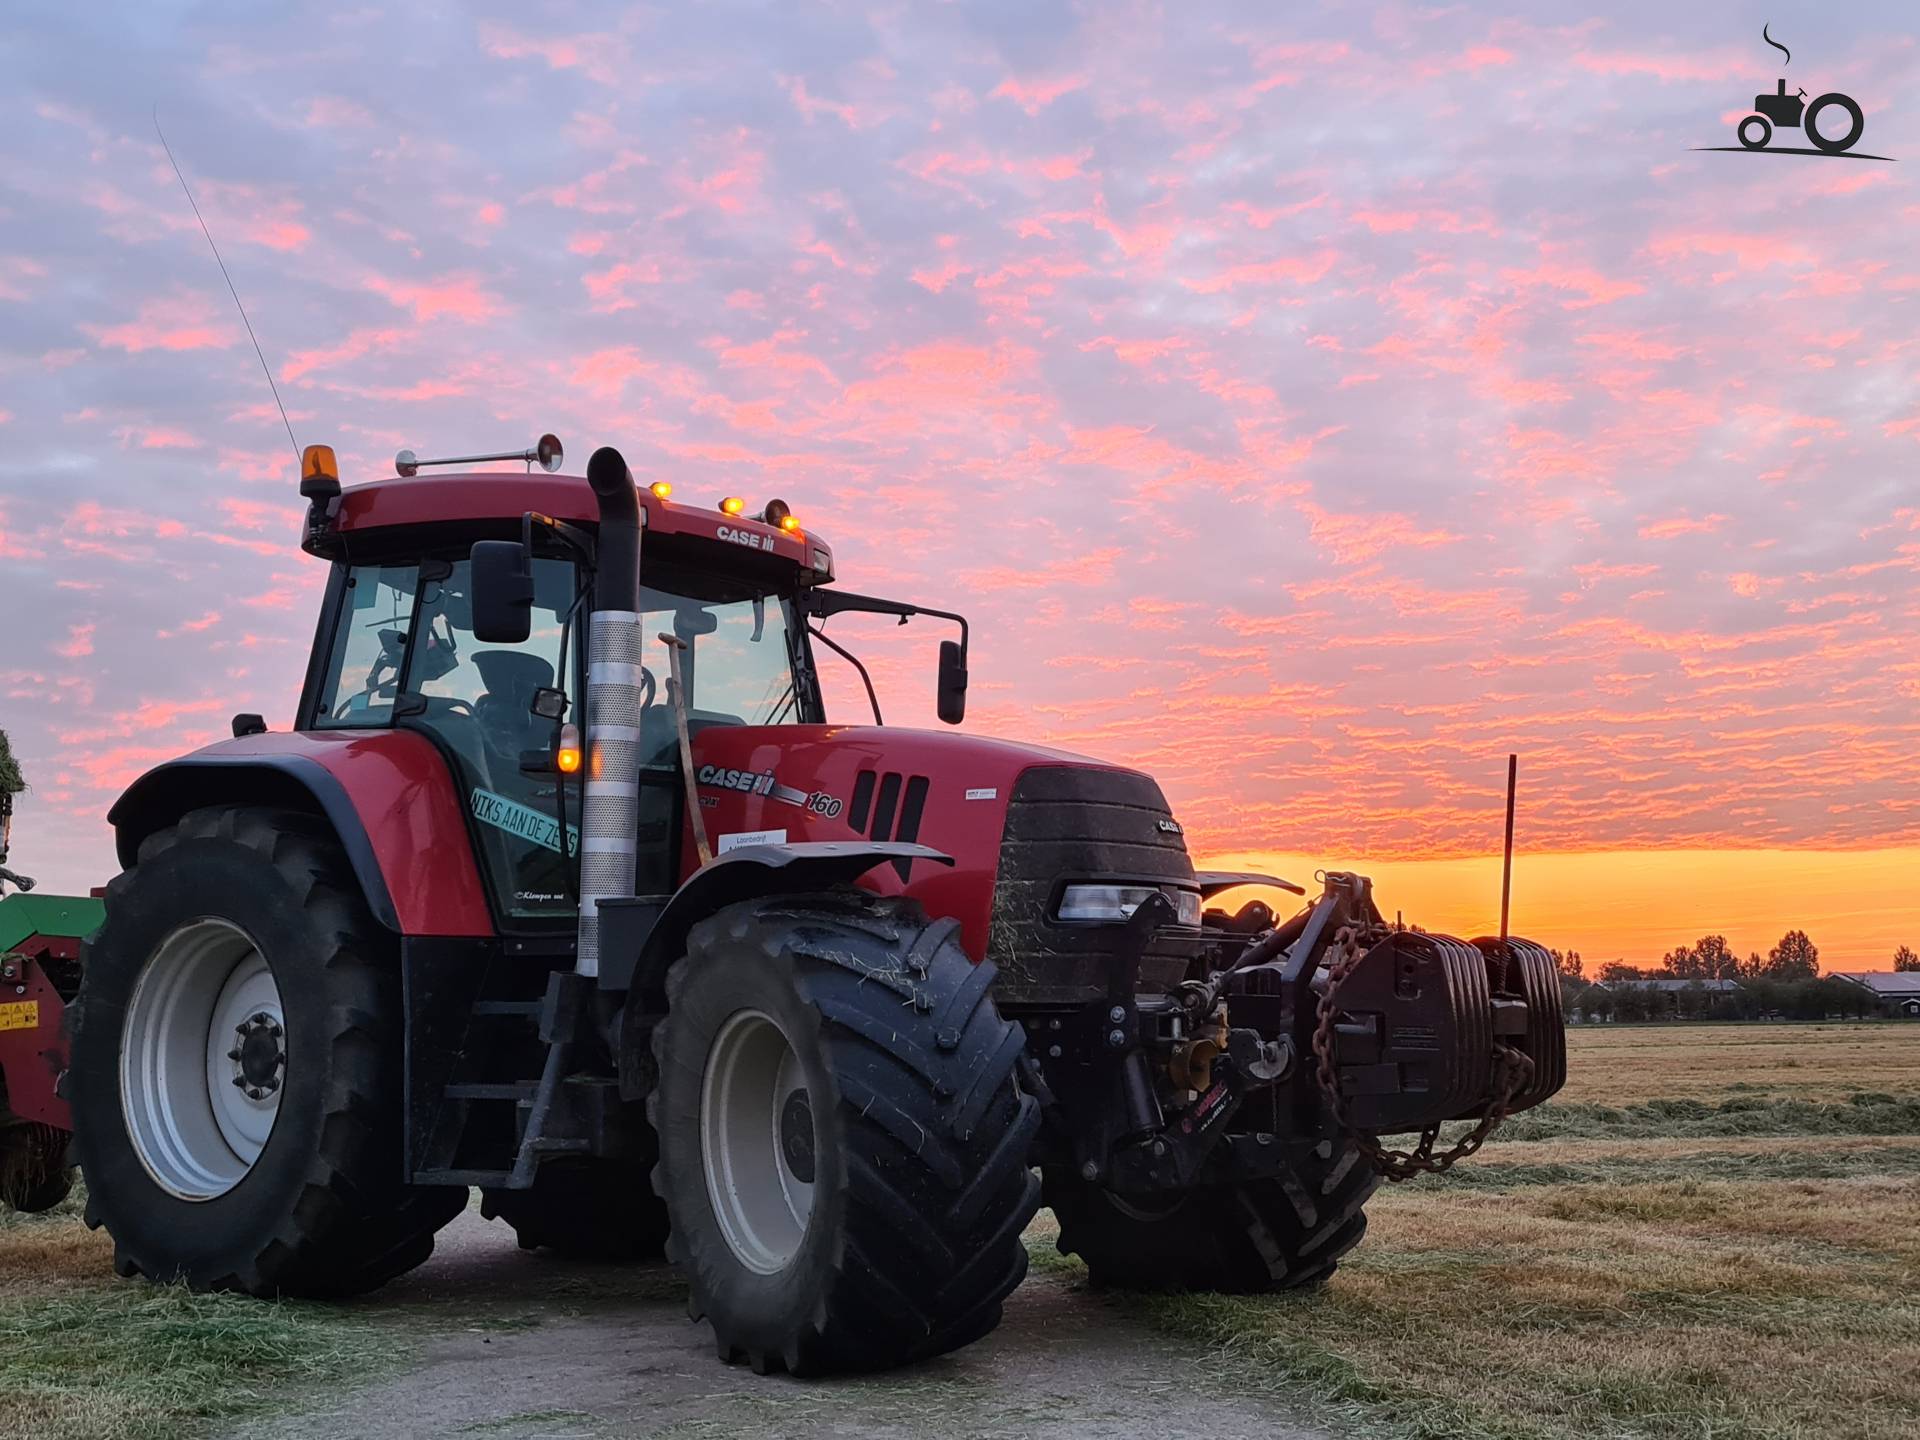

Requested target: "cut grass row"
[
  {"left": 0, "top": 1192, "right": 399, "bottom": 1440},
  {"left": 1552, "top": 1022, "right": 1919, "bottom": 1105},
  {"left": 1050, "top": 1163, "right": 1920, "bottom": 1440},
  {"left": 1492, "top": 1090, "right": 1920, "bottom": 1141},
  {"left": 1072, "top": 1023, "right": 1920, "bottom": 1440}
]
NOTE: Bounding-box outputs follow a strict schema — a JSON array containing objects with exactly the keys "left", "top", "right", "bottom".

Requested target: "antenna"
[
  {"left": 1499, "top": 753, "right": 1518, "bottom": 942},
  {"left": 153, "top": 108, "right": 300, "bottom": 466}
]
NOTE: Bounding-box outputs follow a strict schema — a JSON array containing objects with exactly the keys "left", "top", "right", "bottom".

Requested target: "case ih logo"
[{"left": 1696, "top": 25, "right": 1891, "bottom": 162}]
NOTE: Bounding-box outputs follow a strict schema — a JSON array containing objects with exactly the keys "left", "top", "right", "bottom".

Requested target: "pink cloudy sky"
[{"left": 3, "top": 3, "right": 1917, "bottom": 966}]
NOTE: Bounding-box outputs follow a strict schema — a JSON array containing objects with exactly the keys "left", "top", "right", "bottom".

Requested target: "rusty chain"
[{"left": 1312, "top": 924, "right": 1534, "bottom": 1182}]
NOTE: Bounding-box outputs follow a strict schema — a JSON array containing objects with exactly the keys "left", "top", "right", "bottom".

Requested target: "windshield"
[{"left": 641, "top": 587, "right": 799, "bottom": 720}]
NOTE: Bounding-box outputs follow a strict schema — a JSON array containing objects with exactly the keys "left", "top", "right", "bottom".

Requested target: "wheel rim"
[
  {"left": 700, "top": 1009, "right": 815, "bottom": 1274},
  {"left": 120, "top": 919, "right": 285, "bottom": 1201}
]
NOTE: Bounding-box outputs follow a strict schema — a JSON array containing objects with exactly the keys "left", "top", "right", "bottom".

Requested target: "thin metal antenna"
[
  {"left": 1499, "top": 753, "right": 1517, "bottom": 942},
  {"left": 153, "top": 107, "right": 300, "bottom": 465}
]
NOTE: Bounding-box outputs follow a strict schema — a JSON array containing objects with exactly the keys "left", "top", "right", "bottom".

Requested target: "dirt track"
[{"left": 231, "top": 1209, "right": 1330, "bottom": 1440}]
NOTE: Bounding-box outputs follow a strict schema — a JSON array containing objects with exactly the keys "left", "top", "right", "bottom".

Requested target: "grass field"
[
  {"left": 1043, "top": 1021, "right": 1920, "bottom": 1440},
  {"left": 6, "top": 1022, "right": 1916, "bottom": 1439},
  {"left": 0, "top": 1190, "right": 394, "bottom": 1440}
]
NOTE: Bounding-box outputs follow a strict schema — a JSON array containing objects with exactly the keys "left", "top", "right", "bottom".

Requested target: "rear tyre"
[
  {"left": 1045, "top": 1138, "right": 1378, "bottom": 1293},
  {"left": 68, "top": 806, "right": 465, "bottom": 1296},
  {"left": 649, "top": 893, "right": 1040, "bottom": 1376},
  {"left": 482, "top": 1158, "right": 671, "bottom": 1261},
  {"left": 1805, "top": 93, "right": 1864, "bottom": 154}
]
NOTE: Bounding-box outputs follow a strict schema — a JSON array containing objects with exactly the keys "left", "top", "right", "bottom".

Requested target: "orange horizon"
[{"left": 1203, "top": 845, "right": 1920, "bottom": 974}]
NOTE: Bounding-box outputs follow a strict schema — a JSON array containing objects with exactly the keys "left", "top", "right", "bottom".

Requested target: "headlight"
[{"left": 1056, "top": 884, "right": 1202, "bottom": 929}]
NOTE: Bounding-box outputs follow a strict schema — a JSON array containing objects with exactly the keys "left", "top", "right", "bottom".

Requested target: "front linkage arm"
[{"left": 1070, "top": 871, "right": 1567, "bottom": 1197}]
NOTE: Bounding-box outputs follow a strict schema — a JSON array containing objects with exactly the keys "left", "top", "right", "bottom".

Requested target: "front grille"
[
  {"left": 850, "top": 769, "right": 930, "bottom": 880},
  {"left": 987, "top": 765, "right": 1198, "bottom": 1007}
]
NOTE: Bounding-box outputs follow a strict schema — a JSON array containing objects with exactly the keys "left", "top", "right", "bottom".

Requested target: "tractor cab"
[{"left": 294, "top": 440, "right": 847, "bottom": 928}]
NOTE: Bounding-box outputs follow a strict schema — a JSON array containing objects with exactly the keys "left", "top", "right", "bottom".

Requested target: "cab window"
[
  {"left": 313, "top": 555, "right": 584, "bottom": 923},
  {"left": 314, "top": 564, "right": 416, "bottom": 726}
]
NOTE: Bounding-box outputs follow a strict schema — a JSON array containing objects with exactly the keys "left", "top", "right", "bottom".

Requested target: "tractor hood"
[{"left": 684, "top": 724, "right": 1191, "bottom": 965}]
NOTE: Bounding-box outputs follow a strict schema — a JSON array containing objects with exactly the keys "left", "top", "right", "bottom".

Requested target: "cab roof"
[{"left": 327, "top": 470, "right": 831, "bottom": 579}]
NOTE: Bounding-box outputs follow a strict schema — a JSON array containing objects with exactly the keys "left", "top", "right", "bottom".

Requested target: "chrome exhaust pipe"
[{"left": 576, "top": 446, "right": 644, "bottom": 979}]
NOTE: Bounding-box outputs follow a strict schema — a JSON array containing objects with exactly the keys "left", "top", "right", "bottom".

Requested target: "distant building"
[{"left": 1830, "top": 972, "right": 1920, "bottom": 1019}]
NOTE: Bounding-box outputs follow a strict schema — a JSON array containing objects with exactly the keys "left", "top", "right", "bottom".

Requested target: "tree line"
[
  {"left": 1543, "top": 932, "right": 1917, "bottom": 1023},
  {"left": 1549, "top": 931, "right": 1920, "bottom": 984}
]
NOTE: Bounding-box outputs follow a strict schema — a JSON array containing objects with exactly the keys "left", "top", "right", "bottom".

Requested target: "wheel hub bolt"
[{"left": 229, "top": 1011, "right": 287, "bottom": 1099}]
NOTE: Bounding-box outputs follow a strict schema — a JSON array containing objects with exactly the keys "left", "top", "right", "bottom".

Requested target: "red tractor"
[{"left": 66, "top": 437, "right": 1564, "bottom": 1373}]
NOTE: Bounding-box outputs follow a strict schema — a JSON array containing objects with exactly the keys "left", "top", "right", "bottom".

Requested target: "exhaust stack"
[{"left": 576, "top": 445, "right": 645, "bottom": 978}]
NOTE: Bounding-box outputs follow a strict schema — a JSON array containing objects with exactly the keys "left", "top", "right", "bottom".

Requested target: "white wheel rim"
[
  {"left": 700, "top": 1009, "right": 815, "bottom": 1274},
  {"left": 120, "top": 919, "right": 285, "bottom": 1201}
]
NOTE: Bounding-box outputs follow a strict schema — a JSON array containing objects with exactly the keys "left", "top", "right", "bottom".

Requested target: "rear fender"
[
  {"left": 610, "top": 841, "right": 953, "bottom": 1100},
  {"left": 108, "top": 737, "right": 492, "bottom": 937}
]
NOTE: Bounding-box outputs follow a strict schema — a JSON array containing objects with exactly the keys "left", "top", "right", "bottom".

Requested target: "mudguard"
[
  {"left": 107, "top": 732, "right": 492, "bottom": 937},
  {"left": 610, "top": 841, "right": 954, "bottom": 1099}
]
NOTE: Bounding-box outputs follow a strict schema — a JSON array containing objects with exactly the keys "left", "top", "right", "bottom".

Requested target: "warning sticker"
[
  {"left": 718, "top": 829, "right": 787, "bottom": 854},
  {"left": 0, "top": 1000, "right": 40, "bottom": 1033},
  {"left": 470, "top": 788, "right": 579, "bottom": 856}
]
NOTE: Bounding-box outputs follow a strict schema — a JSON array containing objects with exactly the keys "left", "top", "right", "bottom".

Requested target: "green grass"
[
  {"left": 1439, "top": 1140, "right": 1920, "bottom": 1188},
  {"left": 1491, "top": 1091, "right": 1920, "bottom": 1142},
  {"left": 0, "top": 1181, "right": 409, "bottom": 1440},
  {"left": 0, "top": 1279, "right": 398, "bottom": 1440}
]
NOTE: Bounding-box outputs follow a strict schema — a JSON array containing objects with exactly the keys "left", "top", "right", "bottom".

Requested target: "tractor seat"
[{"left": 472, "top": 651, "right": 556, "bottom": 756}]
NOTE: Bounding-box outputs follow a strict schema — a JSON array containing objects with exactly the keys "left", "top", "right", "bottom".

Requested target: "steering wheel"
[
  {"left": 638, "top": 665, "right": 657, "bottom": 711},
  {"left": 332, "top": 688, "right": 383, "bottom": 720}
]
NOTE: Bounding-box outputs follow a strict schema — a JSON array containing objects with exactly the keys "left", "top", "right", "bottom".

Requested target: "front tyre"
[
  {"left": 1045, "top": 1138, "right": 1378, "bottom": 1293},
  {"left": 650, "top": 894, "right": 1040, "bottom": 1375},
  {"left": 68, "top": 807, "right": 464, "bottom": 1296}
]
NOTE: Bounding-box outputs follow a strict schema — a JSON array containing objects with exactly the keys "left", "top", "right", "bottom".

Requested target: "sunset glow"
[{"left": 3, "top": 5, "right": 1916, "bottom": 970}]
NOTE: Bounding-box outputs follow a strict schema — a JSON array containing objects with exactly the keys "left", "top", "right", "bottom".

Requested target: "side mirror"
[
  {"left": 937, "top": 639, "right": 967, "bottom": 725},
  {"left": 470, "top": 540, "right": 534, "bottom": 644}
]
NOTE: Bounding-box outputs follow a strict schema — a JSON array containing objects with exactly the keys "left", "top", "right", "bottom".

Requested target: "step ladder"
[{"left": 412, "top": 971, "right": 594, "bottom": 1189}]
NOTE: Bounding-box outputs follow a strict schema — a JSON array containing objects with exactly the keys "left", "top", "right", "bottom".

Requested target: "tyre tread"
[
  {"left": 72, "top": 806, "right": 462, "bottom": 1298},
  {"left": 649, "top": 890, "right": 1038, "bottom": 1376},
  {"left": 1046, "top": 1139, "right": 1378, "bottom": 1294}
]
